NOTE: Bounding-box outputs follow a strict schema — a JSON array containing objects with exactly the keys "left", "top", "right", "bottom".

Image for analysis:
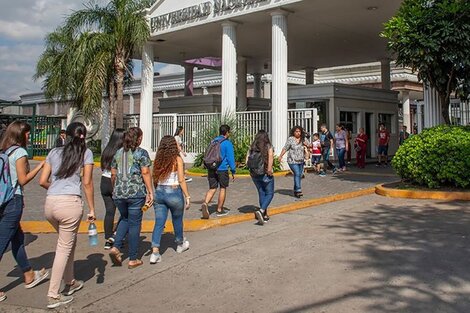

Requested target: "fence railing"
[
  {"left": 123, "top": 108, "right": 318, "bottom": 153},
  {"left": 450, "top": 100, "right": 470, "bottom": 126}
]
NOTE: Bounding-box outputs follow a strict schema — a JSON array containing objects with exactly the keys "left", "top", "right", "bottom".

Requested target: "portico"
[{"left": 139, "top": 0, "right": 403, "bottom": 153}]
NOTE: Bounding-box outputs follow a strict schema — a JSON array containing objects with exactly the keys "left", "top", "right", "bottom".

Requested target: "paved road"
[
  {"left": 2, "top": 195, "right": 470, "bottom": 312},
  {"left": 22, "top": 161, "right": 398, "bottom": 221}
]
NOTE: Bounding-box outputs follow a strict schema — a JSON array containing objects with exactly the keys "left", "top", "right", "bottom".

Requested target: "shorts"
[
  {"left": 208, "top": 170, "right": 230, "bottom": 189},
  {"left": 378, "top": 145, "right": 388, "bottom": 155},
  {"left": 311, "top": 155, "right": 321, "bottom": 165}
]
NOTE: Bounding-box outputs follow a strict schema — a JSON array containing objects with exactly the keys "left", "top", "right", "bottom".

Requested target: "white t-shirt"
[
  {"left": 46, "top": 148, "right": 94, "bottom": 196},
  {"left": 8, "top": 147, "right": 28, "bottom": 196}
]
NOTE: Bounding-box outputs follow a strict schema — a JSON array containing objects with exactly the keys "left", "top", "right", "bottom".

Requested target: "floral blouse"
[{"left": 283, "top": 136, "right": 307, "bottom": 164}]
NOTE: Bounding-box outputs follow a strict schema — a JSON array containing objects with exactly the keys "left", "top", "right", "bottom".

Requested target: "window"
[
  {"left": 339, "top": 111, "right": 358, "bottom": 133},
  {"left": 378, "top": 113, "right": 393, "bottom": 132}
]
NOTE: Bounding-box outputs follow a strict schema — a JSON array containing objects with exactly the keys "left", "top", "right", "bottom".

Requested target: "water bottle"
[{"left": 88, "top": 222, "right": 98, "bottom": 246}]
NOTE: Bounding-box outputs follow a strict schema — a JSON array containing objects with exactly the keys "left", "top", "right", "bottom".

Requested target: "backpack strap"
[{"left": 2, "top": 145, "right": 21, "bottom": 190}]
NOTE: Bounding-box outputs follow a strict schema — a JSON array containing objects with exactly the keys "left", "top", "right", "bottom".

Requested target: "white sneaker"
[
  {"left": 176, "top": 240, "right": 190, "bottom": 254},
  {"left": 149, "top": 253, "right": 162, "bottom": 264}
]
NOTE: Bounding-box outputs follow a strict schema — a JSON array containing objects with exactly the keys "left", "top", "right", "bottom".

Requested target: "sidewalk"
[
  {"left": 2, "top": 195, "right": 469, "bottom": 312},
  {"left": 22, "top": 161, "right": 398, "bottom": 223}
]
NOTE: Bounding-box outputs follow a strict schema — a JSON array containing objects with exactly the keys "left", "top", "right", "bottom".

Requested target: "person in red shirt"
[
  {"left": 354, "top": 127, "right": 368, "bottom": 168},
  {"left": 376, "top": 123, "right": 390, "bottom": 167}
]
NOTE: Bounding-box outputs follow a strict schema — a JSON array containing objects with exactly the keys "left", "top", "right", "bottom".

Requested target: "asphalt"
[
  {"left": 22, "top": 161, "right": 399, "bottom": 222},
  {"left": 1, "top": 195, "right": 469, "bottom": 312}
]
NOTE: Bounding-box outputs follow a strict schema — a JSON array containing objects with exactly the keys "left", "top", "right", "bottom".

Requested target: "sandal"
[
  {"left": 128, "top": 259, "right": 143, "bottom": 269},
  {"left": 0, "top": 292, "right": 6, "bottom": 302},
  {"left": 25, "top": 268, "right": 49, "bottom": 289},
  {"left": 109, "top": 248, "right": 123, "bottom": 266}
]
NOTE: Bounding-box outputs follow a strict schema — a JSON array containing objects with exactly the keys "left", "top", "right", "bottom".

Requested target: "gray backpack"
[{"left": 203, "top": 138, "right": 227, "bottom": 170}]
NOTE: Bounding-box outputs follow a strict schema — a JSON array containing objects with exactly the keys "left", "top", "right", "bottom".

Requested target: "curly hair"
[
  {"left": 123, "top": 127, "right": 143, "bottom": 152},
  {"left": 153, "top": 135, "right": 180, "bottom": 185},
  {"left": 290, "top": 126, "right": 305, "bottom": 140}
]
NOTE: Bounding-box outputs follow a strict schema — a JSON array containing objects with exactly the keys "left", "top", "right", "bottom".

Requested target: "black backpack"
[
  {"left": 247, "top": 149, "right": 265, "bottom": 176},
  {"left": 203, "top": 138, "right": 227, "bottom": 170}
]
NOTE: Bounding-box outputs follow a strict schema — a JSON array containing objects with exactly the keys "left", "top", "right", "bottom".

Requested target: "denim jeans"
[
  {"left": 251, "top": 175, "right": 275, "bottom": 212},
  {"left": 152, "top": 186, "right": 185, "bottom": 248},
  {"left": 113, "top": 197, "right": 145, "bottom": 260},
  {"left": 336, "top": 148, "right": 346, "bottom": 169},
  {"left": 288, "top": 163, "right": 304, "bottom": 192},
  {"left": 322, "top": 148, "right": 336, "bottom": 171},
  {"left": 0, "top": 195, "right": 32, "bottom": 273}
]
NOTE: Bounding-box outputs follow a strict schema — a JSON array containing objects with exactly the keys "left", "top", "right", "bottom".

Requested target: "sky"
[{"left": 0, "top": 0, "right": 183, "bottom": 101}]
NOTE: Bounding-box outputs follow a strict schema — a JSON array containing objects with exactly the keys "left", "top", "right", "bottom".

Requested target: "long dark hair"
[
  {"left": 56, "top": 122, "right": 87, "bottom": 179},
  {"left": 123, "top": 127, "right": 143, "bottom": 152},
  {"left": 174, "top": 126, "right": 184, "bottom": 137},
  {"left": 101, "top": 128, "right": 125, "bottom": 171},
  {"left": 0, "top": 121, "right": 31, "bottom": 150},
  {"left": 153, "top": 135, "right": 179, "bottom": 185},
  {"left": 250, "top": 130, "right": 271, "bottom": 170}
]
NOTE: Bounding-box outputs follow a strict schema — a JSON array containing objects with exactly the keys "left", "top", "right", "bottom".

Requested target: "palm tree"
[{"left": 65, "top": 0, "right": 151, "bottom": 128}]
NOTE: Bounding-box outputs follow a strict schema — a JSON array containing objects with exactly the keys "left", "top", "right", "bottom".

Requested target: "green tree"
[
  {"left": 36, "top": 0, "right": 152, "bottom": 128},
  {"left": 382, "top": 0, "right": 470, "bottom": 124}
]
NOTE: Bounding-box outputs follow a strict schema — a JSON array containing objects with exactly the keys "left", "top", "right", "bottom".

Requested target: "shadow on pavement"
[{"left": 277, "top": 201, "right": 470, "bottom": 313}]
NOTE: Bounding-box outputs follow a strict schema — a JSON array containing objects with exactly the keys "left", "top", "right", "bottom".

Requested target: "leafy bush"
[{"left": 392, "top": 125, "right": 470, "bottom": 189}]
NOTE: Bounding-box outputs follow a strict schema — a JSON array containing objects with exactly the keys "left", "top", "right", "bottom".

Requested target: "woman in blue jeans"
[
  {"left": 150, "top": 136, "right": 191, "bottom": 264},
  {"left": 247, "top": 130, "right": 274, "bottom": 225},
  {"left": 0, "top": 121, "right": 49, "bottom": 302},
  {"left": 335, "top": 124, "right": 349, "bottom": 171},
  {"left": 278, "top": 126, "right": 308, "bottom": 198},
  {"left": 109, "top": 127, "right": 154, "bottom": 269}
]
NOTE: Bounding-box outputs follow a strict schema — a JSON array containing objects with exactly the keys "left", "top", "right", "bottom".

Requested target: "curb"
[
  {"left": 33, "top": 156, "right": 101, "bottom": 168},
  {"left": 375, "top": 183, "right": 470, "bottom": 201},
  {"left": 20, "top": 188, "right": 375, "bottom": 234}
]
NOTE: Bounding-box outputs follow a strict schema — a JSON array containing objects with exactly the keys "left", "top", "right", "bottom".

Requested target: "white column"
[
  {"left": 417, "top": 102, "right": 424, "bottom": 133},
  {"left": 129, "top": 94, "right": 135, "bottom": 114},
  {"left": 54, "top": 101, "right": 58, "bottom": 115},
  {"left": 221, "top": 22, "right": 237, "bottom": 116},
  {"left": 381, "top": 59, "right": 391, "bottom": 90},
  {"left": 263, "top": 80, "right": 271, "bottom": 99},
  {"left": 101, "top": 99, "right": 110, "bottom": 151},
  {"left": 402, "top": 91, "right": 411, "bottom": 129},
  {"left": 271, "top": 10, "right": 288, "bottom": 155},
  {"left": 237, "top": 57, "right": 247, "bottom": 111},
  {"left": 139, "top": 43, "right": 154, "bottom": 151},
  {"left": 253, "top": 73, "right": 262, "bottom": 98},
  {"left": 36, "top": 103, "right": 40, "bottom": 115},
  {"left": 305, "top": 67, "right": 315, "bottom": 85},
  {"left": 423, "top": 84, "right": 443, "bottom": 127}
]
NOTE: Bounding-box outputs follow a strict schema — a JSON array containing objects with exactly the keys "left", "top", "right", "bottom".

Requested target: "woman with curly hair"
[
  {"left": 278, "top": 126, "right": 309, "bottom": 198},
  {"left": 150, "top": 135, "right": 191, "bottom": 264},
  {"left": 108, "top": 127, "right": 154, "bottom": 269}
]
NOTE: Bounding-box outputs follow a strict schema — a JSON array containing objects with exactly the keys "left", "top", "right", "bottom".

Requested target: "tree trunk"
[
  {"left": 108, "top": 80, "right": 116, "bottom": 131},
  {"left": 440, "top": 93, "right": 451, "bottom": 125},
  {"left": 115, "top": 55, "right": 125, "bottom": 128}
]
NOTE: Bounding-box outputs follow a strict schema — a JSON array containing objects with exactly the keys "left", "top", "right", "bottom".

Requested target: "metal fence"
[
  {"left": 0, "top": 114, "right": 63, "bottom": 157},
  {"left": 450, "top": 100, "right": 470, "bottom": 126},
  {"left": 123, "top": 108, "right": 318, "bottom": 153}
]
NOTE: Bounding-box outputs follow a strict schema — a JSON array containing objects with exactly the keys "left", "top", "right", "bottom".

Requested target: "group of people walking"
[{"left": 0, "top": 118, "right": 397, "bottom": 309}]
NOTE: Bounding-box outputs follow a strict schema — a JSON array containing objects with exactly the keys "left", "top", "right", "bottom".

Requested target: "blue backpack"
[{"left": 0, "top": 146, "right": 20, "bottom": 206}]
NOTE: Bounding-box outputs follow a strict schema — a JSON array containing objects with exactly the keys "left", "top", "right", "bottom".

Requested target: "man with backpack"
[{"left": 201, "top": 125, "right": 236, "bottom": 219}]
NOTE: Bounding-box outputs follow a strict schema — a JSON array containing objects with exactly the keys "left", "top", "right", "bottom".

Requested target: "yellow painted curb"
[
  {"left": 33, "top": 156, "right": 101, "bottom": 168},
  {"left": 21, "top": 187, "right": 374, "bottom": 234},
  {"left": 186, "top": 170, "right": 290, "bottom": 178},
  {"left": 375, "top": 183, "right": 470, "bottom": 201}
]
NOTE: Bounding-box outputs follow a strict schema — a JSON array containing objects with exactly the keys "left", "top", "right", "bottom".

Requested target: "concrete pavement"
[
  {"left": 2, "top": 195, "right": 470, "bottom": 312},
  {"left": 22, "top": 161, "right": 398, "bottom": 222}
]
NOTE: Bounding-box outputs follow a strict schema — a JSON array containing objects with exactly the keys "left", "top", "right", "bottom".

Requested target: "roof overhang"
[{"left": 142, "top": 0, "right": 402, "bottom": 73}]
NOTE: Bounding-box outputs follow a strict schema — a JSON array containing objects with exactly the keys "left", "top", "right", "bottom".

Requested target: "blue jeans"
[
  {"left": 113, "top": 197, "right": 145, "bottom": 260},
  {"left": 0, "top": 195, "right": 31, "bottom": 273},
  {"left": 288, "top": 163, "right": 304, "bottom": 192},
  {"left": 251, "top": 175, "right": 275, "bottom": 212},
  {"left": 152, "top": 186, "right": 185, "bottom": 248},
  {"left": 336, "top": 148, "right": 346, "bottom": 169}
]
